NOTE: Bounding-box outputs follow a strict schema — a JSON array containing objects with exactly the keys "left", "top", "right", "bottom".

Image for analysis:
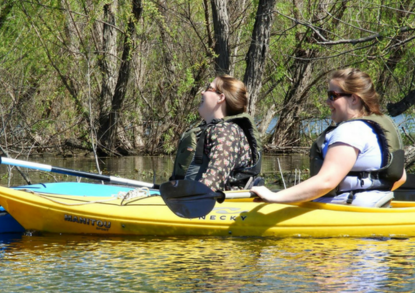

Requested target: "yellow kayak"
[{"left": 2, "top": 185, "right": 415, "bottom": 238}]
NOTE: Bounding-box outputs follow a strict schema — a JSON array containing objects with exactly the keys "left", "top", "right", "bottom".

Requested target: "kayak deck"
[
  {"left": 12, "top": 182, "right": 136, "bottom": 196},
  {"left": 2, "top": 185, "right": 415, "bottom": 238}
]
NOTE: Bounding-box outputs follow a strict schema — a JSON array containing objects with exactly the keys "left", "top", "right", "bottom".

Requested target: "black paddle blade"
[{"left": 160, "top": 180, "right": 223, "bottom": 218}]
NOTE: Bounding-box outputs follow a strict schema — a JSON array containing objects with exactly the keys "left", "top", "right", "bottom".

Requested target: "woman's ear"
[
  {"left": 351, "top": 94, "right": 361, "bottom": 105},
  {"left": 217, "top": 93, "right": 226, "bottom": 104}
]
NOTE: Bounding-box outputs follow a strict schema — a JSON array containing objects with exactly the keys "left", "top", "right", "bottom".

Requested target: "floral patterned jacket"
[{"left": 199, "top": 120, "right": 253, "bottom": 191}]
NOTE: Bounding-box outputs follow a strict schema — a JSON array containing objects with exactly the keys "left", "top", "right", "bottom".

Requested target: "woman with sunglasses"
[
  {"left": 170, "top": 75, "right": 262, "bottom": 191},
  {"left": 252, "top": 68, "right": 406, "bottom": 207}
]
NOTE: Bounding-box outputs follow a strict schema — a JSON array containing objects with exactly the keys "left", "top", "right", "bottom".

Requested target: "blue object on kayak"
[
  {"left": 0, "top": 212, "right": 25, "bottom": 233},
  {"left": 0, "top": 182, "right": 160, "bottom": 233},
  {"left": 12, "top": 182, "right": 160, "bottom": 196}
]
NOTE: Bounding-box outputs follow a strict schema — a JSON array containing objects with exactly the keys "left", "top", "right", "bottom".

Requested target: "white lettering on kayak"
[
  {"left": 194, "top": 207, "right": 249, "bottom": 221},
  {"left": 64, "top": 215, "right": 111, "bottom": 229},
  {"left": 197, "top": 214, "right": 247, "bottom": 221},
  {"left": 213, "top": 207, "right": 249, "bottom": 214}
]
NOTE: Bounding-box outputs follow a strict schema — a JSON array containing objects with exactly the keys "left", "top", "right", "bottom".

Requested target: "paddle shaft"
[
  {"left": 0, "top": 157, "right": 158, "bottom": 189},
  {"left": 221, "top": 191, "right": 257, "bottom": 200},
  {"left": 221, "top": 189, "right": 280, "bottom": 200},
  {"left": 160, "top": 180, "right": 283, "bottom": 218}
]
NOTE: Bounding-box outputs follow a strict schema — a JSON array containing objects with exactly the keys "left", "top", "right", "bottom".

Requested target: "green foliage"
[
  {"left": 1, "top": 0, "right": 415, "bottom": 157},
  {"left": 178, "top": 68, "right": 196, "bottom": 97},
  {"left": 162, "top": 127, "right": 176, "bottom": 154}
]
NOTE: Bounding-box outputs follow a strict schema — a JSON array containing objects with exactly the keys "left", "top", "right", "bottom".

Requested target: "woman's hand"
[
  {"left": 250, "top": 143, "right": 359, "bottom": 204},
  {"left": 251, "top": 186, "right": 278, "bottom": 202}
]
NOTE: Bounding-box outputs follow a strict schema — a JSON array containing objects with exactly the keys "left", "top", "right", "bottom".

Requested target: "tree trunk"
[
  {"left": 258, "top": 104, "right": 276, "bottom": 136},
  {"left": 376, "top": 0, "right": 414, "bottom": 100},
  {"left": 157, "top": 1, "right": 176, "bottom": 81},
  {"left": 243, "top": 0, "right": 277, "bottom": 115},
  {"left": 97, "top": 0, "right": 119, "bottom": 154},
  {"left": 404, "top": 145, "right": 415, "bottom": 169},
  {"left": 60, "top": 0, "right": 80, "bottom": 58},
  {"left": 271, "top": 56, "right": 315, "bottom": 146},
  {"left": 271, "top": 0, "right": 346, "bottom": 147},
  {"left": 229, "top": 0, "right": 247, "bottom": 76},
  {"left": 99, "top": 1, "right": 118, "bottom": 118},
  {"left": 211, "top": 0, "right": 230, "bottom": 74},
  {"left": 98, "top": 0, "right": 143, "bottom": 155}
]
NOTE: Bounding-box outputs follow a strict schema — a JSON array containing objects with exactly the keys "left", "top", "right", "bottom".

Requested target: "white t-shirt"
[{"left": 322, "top": 121, "right": 382, "bottom": 191}]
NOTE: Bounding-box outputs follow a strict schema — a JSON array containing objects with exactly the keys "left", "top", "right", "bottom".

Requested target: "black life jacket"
[
  {"left": 309, "top": 114, "right": 404, "bottom": 197},
  {"left": 170, "top": 113, "right": 262, "bottom": 189},
  {"left": 170, "top": 121, "right": 208, "bottom": 181}
]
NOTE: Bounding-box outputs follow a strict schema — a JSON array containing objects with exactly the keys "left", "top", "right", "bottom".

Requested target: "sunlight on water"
[{"left": 1, "top": 234, "right": 415, "bottom": 292}]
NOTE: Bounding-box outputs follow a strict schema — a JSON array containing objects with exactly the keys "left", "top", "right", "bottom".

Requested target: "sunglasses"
[
  {"left": 327, "top": 91, "right": 353, "bottom": 101},
  {"left": 204, "top": 83, "right": 222, "bottom": 95}
]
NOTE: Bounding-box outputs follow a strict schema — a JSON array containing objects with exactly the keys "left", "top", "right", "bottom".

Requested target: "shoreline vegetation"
[{"left": 1, "top": 1, "right": 415, "bottom": 170}]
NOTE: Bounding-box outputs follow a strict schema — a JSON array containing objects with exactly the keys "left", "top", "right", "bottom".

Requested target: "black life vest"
[
  {"left": 309, "top": 114, "right": 404, "bottom": 196},
  {"left": 170, "top": 113, "right": 262, "bottom": 189}
]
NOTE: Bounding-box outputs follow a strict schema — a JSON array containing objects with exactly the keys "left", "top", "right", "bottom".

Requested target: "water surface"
[
  {"left": 0, "top": 154, "right": 309, "bottom": 188},
  {"left": 1, "top": 234, "right": 415, "bottom": 292}
]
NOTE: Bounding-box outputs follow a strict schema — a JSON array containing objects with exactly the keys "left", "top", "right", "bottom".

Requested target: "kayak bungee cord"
[{"left": 19, "top": 187, "right": 155, "bottom": 206}]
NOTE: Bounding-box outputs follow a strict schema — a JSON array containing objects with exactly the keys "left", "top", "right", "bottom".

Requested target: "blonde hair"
[
  {"left": 215, "top": 75, "right": 248, "bottom": 116},
  {"left": 330, "top": 68, "right": 382, "bottom": 115}
]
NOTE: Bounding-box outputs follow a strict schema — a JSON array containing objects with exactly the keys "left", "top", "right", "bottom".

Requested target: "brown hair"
[
  {"left": 215, "top": 75, "right": 248, "bottom": 116},
  {"left": 330, "top": 68, "right": 382, "bottom": 115}
]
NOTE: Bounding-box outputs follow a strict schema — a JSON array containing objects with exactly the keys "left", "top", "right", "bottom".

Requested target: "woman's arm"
[
  {"left": 251, "top": 143, "right": 359, "bottom": 203},
  {"left": 391, "top": 169, "right": 407, "bottom": 191}
]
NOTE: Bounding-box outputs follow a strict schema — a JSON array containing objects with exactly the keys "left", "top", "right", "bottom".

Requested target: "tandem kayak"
[{"left": 2, "top": 184, "right": 415, "bottom": 238}]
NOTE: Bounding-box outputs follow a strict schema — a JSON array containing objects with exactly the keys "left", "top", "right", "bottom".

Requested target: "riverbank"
[{"left": 2, "top": 143, "right": 312, "bottom": 159}]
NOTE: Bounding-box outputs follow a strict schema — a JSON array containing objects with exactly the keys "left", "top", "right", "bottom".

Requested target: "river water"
[
  {"left": 1, "top": 234, "right": 415, "bottom": 292},
  {"left": 0, "top": 154, "right": 310, "bottom": 188},
  {"left": 1, "top": 155, "right": 415, "bottom": 292}
]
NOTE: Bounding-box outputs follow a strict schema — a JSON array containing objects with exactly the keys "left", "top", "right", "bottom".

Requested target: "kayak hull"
[
  {"left": 2, "top": 186, "right": 415, "bottom": 237},
  {"left": 0, "top": 210, "right": 25, "bottom": 233},
  {"left": 0, "top": 182, "right": 136, "bottom": 234}
]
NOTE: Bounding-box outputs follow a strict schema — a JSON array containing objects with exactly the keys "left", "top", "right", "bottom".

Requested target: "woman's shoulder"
[
  {"left": 211, "top": 120, "right": 242, "bottom": 132},
  {"left": 206, "top": 121, "right": 246, "bottom": 142},
  {"left": 335, "top": 120, "right": 374, "bottom": 133},
  {"left": 327, "top": 120, "right": 378, "bottom": 150}
]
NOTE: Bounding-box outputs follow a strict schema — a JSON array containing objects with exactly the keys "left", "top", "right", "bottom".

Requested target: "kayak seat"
[{"left": 375, "top": 192, "right": 394, "bottom": 208}]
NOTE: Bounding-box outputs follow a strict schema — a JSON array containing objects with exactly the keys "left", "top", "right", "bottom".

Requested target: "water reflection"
[
  {"left": 1, "top": 235, "right": 415, "bottom": 291},
  {"left": 0, "top": 233, "right": 23, "bottom": 244},
  {"left": 0, "top": 154, "right": 309, "bottom": 187}
]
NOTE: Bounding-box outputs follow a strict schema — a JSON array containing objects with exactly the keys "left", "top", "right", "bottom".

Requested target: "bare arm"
[
  {"left": 392, "top": 169, "right": 407, "bottom": 191},
  {"left": 251, "top": 143, "right": 358, "bottom": 203}
]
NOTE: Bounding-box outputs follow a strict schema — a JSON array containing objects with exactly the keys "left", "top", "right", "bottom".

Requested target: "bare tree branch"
[
  {"left": 273, "top": 9, "right": 328, "bottom": 42},
  {"left": 318, "top": 26, "right": 415, "bottom": 46},
  {"left": 387, "top": 89, "right": 415, "bottom": 117}
]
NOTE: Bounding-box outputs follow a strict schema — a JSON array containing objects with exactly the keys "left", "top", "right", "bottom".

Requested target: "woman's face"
[
  {"left": 198, "top": 78, "right": 223, "bottom": 121},
  {"left": 326, "top": 79, "right": 354, "bottom": 123}
]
